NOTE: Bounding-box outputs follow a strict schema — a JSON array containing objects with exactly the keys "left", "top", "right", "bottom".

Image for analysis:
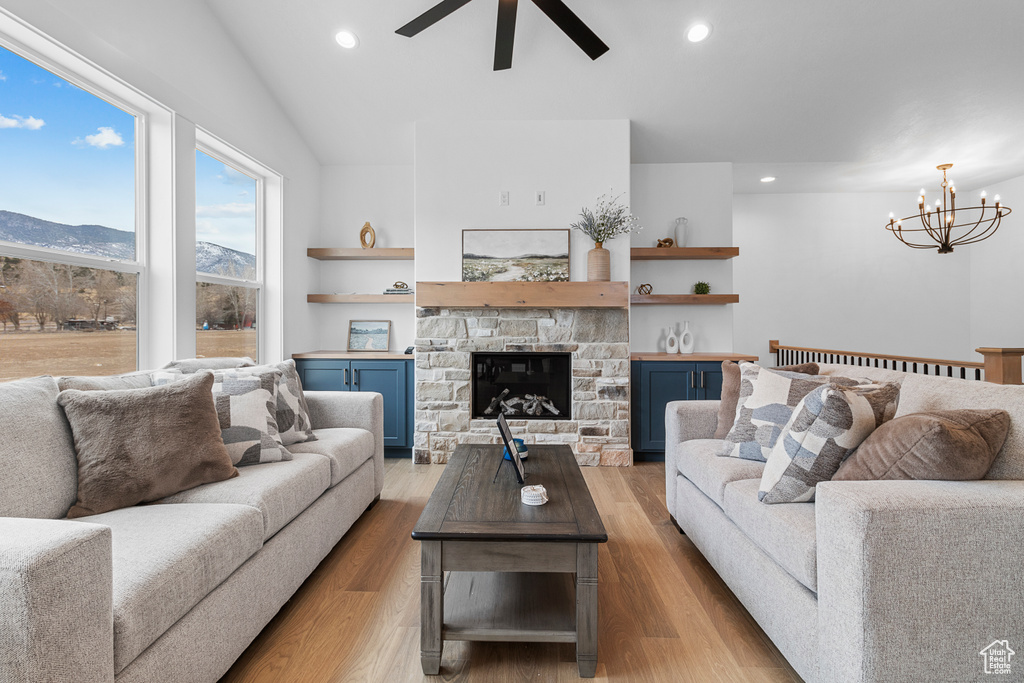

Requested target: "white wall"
[
  {"left": 970, "top": 172, "right": 1024, "bottom": 351},
  {"left": 318, "top": 164, "right": 416, "bottom": 351},
  {"left": 414, "top": 120, "right": 631, "bottom": 283},
  {"left": 630, "top": 163, "right": 734, "bottom": 352},
  {"left": 734, "top": 192, "right": 974, "bottom": 364},
  {"left": 1, "top": 0, "right": 322, "bottom": 359}
]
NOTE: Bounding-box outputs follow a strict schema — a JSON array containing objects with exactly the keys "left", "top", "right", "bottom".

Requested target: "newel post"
[{"left": 976, "top": 348, "right": 1024, "bottom": 385}]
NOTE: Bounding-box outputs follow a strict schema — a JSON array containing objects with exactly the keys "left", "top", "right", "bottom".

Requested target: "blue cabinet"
[
  {"left": 631, "top": 360, "right": 724, "bottom": 460},
  {"left": 294, "top": 358, "right": 414, "bottom": 457}
]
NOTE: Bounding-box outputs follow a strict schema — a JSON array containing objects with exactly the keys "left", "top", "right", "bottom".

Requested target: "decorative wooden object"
[
  {"left": 631, "top": 247, "right": 739, "bottom": 260},
  {"left": 307, "top": 248, "right": 414, "bottom": 260},
  {"left": 416, "top": 281, "right": 629, "bottom": 308},
  {"left": 656, "top": 238, "right": 674, "bottom": 248},
  {"left": 631, "top": 294, "right": 739, "bottom": 305},
  {"left": 291, "top": 351, "right": 410, "bottom": 360},
  {"left": 307, "top": 294, "right": 414, "bottom": 303},
  {"left": 392, "top": 281, "right": 408, "bottom": 289},
  {"left": 976, "top": 348, "right": 1024, "bottom": 385},
  {"left": 587, "top": 242, "right": 610, "bottom": 281},
  {"left": 359, "top": 222, "right": 376, "bottom": 249},
  {"left": 636, "top": 283, "right": 653, "bottom": 295}
]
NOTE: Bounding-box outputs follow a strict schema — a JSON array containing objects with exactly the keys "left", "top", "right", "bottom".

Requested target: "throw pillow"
[
  {"left": 58, "top": 372, "right": 153, "bottom": 391},
  {"left": 162, "top": 357, "right": 256, "bottom": 374},
  {"left": 230, "top": 360, "right": 316, "bottom": 445},
  {"left": 724, "top": 362, "right": 859, "bottom": 461},
  {"left": 833, "top": 409, "right": 1010, "bottom": 482},
  {"left": 714, "top": 361, "right": 820, "bottom": 439},
  {"left": 209, "top": 368, "right": 291, "bottom": 466},
  {"left": 758, "top": 381, "right": 901, "bottom": 504},
  {"left": 57, "top": 371, "right": 237, "bottom": 519}
]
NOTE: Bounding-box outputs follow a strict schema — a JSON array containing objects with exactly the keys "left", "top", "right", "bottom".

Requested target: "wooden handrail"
[{"left": 768, "top": 340, "right": 984, "bottom": 369}]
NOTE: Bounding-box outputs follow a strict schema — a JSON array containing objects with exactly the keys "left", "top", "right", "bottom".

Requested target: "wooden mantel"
[{"left": 416, "top": 281, "right": 629, "bottom": 309}]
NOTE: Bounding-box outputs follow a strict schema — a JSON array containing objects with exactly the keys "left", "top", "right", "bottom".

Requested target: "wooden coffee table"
[{"left": 412, "top": 443, "right": 608, "bottom": 677}]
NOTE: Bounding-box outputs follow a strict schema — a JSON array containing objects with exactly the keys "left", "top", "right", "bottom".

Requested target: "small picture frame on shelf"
[{"left": 347, "top": 320, "right": 391, "bottom": 352}]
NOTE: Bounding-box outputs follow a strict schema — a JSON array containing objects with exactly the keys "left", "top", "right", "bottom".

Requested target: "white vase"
[
  {"left": 674, "top": 217, "right": 688, "bottom": 248},
  {"left": 665, "top": 326, "right": 679, "bottom": 354},
  {"left": 680, "top": 321, "right": 695, "bottom": 354}
]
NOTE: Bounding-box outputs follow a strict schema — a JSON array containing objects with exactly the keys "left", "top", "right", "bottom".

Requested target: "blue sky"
[{"left": 0, "top": 46, "right": 256, "bottom": 257}]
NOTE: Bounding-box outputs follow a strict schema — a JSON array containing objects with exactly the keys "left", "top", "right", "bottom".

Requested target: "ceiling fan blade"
[
  {"left": 396, "top": 0, "right": 474, "bottom": 38},
  {"left": 531, "top": 0, "right": 608, "bottom": 60},
  {"left": 494, "top": 0, "right": 518, "bottom": 70}
]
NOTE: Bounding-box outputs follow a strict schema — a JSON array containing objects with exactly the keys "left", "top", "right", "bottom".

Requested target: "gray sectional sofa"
[
  {"left": 665, "top": 363, "right": 1024, "bottom": 683},
  {"left": 0, "top": 375, "right": 384, "bottom": 683}
]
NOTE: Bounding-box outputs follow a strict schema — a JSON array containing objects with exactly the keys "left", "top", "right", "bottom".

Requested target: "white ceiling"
[{"left": 205, "top": 0, "right": 1024, "bottom": 192}]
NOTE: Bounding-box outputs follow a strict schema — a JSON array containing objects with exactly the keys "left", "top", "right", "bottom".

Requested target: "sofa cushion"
[
  {"left": 73, "top": 503, "right": 264, "bottom": 674},
  {"left": 715, "top": 361, "right": 820, "bottom": 439},
  {"left": 58, "top": 372, "right": 238, "bottom": 518},
  {"left": 723, "top": 478, "right": 818, "bottom": 593},
  {"left": 759, "top": 382, "right": 901, "bottom": 504},
  {"left": 675, "top": 439, "right": 765, "bottom": 508},
  {"left": 286, "top": 427, "right": 374, "bottom": 487},
  {"left": 157, "top": 452, "right": 330, "bottom": 540},
  {"left": 0, "top": 376, "right": 78, "bottom": 519},
  {"left": 896, "top": 373, "right": 1024, "bottom": 480},
  {"left": 835, "top": 409, "right": 1009, "bottom": 482}
]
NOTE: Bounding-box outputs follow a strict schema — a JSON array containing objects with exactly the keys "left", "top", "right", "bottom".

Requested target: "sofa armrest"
[
  {"left": 304, "top": 390, "right": 385, "bottom": 497},
  {"left": 664, "top": 400, "right": 721, "bottom": 513},
  {"left": 816, "top": 480, "right": 1024, "bottom": 683},
  {"left": 0, "top": 518, "right": 114, "bottom": 683}
]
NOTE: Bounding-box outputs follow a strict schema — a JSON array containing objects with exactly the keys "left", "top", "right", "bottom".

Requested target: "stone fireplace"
[{"left": 414, "top": 306, "right": 630, "bottom": 466}]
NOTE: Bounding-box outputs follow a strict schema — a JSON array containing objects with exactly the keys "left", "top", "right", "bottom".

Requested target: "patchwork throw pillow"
[
  {"left": 724, "top": 363, "right": 861, "bottom": 461},
  {"left": 232, "top": 360, "right": 316, "bottom": 445},
  {"left": 758, "top": 381, "right": 901, "bottom": 504},
  {"left": 833, "top": 409, "right": 1009, "bottom": 482},
  {"left": 209, "top": 368, "right": 291, "bottom": 466},
  {"left": 57, "top": 372, "right": 238, "bottom": 519},
  {"left": 715, "top": 361, "right": 820, "bottom": 439},
  {"left": 161, "top": 357, "right": 256, "bottom": 374}
]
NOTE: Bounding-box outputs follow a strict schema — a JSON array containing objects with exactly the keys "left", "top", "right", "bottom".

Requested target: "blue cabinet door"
[
  {"left": 296, "top": 359, "right": 351, "bottom": 391},
  {"left": 634, "top": 361, "right": 700, "bottom": 453},
  {"left": 695, "top": 362, "right": 724, "bottom": 401},
  {"left": 351, "top": 360, "right": 410, "bottom": 450}
]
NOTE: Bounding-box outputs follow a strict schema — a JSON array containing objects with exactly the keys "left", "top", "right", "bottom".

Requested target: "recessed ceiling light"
[
  {"left": 760, "top": 176, "right": 776, "bottom": 183},
  {"left": 686, "top": 22, "right": 712, "bottom": 43},
  {"left": 335, "top": 30, "right": 359, "bottom": 49}
]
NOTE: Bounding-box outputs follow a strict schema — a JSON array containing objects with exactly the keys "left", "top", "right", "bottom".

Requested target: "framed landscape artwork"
[
  {"left": 462, "top": 229, "right": 570, "bottom": 282},
  {"left": 347, "top": 320, "right": 391, "bottom": 352}
]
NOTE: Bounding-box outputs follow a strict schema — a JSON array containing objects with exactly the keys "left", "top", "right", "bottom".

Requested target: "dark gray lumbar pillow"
[{"left": 58, "top": 371, "right": 237, "bottom": 518}]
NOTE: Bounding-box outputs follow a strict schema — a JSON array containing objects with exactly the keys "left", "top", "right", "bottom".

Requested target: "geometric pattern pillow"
[
  {"left": 758, "top": 381, "right": 902, "bottom": 504},
  {"left": 714, "top": 360, "right": 821, "bottom": 439},
  {"left": 234, "top": 360, "right": 316, "bottom": 445},
  {"left": 210, "top": 368, "right": 291, "bottom": 466},
  {"left": 724, "top": 362, "right": 862, "bottom": 462}
]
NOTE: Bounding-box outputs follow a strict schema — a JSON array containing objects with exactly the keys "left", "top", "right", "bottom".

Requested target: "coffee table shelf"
[{"left": 443, "top": 571, "right": 576, "bottom": 643}]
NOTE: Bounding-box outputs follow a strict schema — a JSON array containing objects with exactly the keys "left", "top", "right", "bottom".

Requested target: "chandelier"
[{"left": 885, "top": 164, "right": 1011, "bottom": 253}]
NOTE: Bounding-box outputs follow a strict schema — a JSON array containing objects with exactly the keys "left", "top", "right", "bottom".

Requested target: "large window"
[
  {"left": 0, "top": 43, "right": 141, "bottom": 379},
  {"left": 195, "top": 147, "right": 260, "bottom": 361}
]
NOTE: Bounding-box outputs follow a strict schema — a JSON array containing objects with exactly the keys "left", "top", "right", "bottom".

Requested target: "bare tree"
[{"left": 20, "top": 261, "right": 84, "bottom": 331}]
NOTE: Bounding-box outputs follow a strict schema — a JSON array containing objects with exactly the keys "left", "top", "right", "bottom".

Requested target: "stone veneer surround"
[{"left": 414, "top": 307, "right": 631, "bottom": 466}]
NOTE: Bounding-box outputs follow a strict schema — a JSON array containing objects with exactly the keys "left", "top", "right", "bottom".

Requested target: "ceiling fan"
[{"left": 396, "top": 0, "right": 609, "bottom": 71}]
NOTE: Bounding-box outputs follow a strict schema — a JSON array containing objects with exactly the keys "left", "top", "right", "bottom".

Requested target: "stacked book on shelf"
[{"left": 384, "top": 288, "right": 413, "bottom": 295}]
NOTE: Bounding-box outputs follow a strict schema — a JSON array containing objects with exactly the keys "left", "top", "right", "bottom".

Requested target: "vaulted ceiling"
[{"left": 206, "top": 0, "right": 1024, "bottom": 192}]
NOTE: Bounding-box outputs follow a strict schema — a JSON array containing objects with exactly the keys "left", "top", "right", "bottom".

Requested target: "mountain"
[
  {"left": 463, "top": 252, "right": 568, "bottom": 260},
  {"left": 0, "top": 210, "right": 255, "bottom": 275}
]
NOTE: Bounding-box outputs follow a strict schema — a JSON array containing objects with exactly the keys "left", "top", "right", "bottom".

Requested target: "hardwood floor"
[{"left": 220, "top": 460, "right": 803, "bottom": 683}]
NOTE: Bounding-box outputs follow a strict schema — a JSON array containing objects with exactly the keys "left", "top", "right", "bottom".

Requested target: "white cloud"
[
  {"left": 0, "top": 71, "right": 6, "bottom": 81},
  {"left": 0, "top": 114, "right": 45, "bottom": 130},
  {"left": 196, "top": 202, "right": 256, "bottom": 218},
  {"left": 217, "top": 165, "right": 254, "bottom": 186},
  {"left": 73, "top": 126, "right": 124, "bottom": 149}
]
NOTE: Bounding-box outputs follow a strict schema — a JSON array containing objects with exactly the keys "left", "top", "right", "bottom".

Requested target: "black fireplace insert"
[{"left": 471, "top": 352, "right": 571, "bottom": 420}]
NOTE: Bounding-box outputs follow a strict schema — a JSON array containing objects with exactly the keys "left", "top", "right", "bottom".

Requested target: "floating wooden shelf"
[
  {"left": 631, "top": 247, "right": 739, "bottom": 261},
  {"left": 630, "top": 352, "right": 758, "bottom": 362},
  {"left": 307, "top": 294, "right": 414, "bottom": 304},
  {"left": 416, "top": 281, "right": 629, "bottom": 309},
  {"left": 308, "top": 248, "right": 414, "bottom": 260},
  {"left": 631, "top": 294, "right": 739, "bottom": 305},
  {"left": 292, "top": 350, "right": 412, "bottom": 360}
]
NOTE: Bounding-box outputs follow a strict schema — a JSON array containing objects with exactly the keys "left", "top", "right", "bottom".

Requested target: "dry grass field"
[{"left": 0, "top": 329, "right": 258, "bottom": 381}]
